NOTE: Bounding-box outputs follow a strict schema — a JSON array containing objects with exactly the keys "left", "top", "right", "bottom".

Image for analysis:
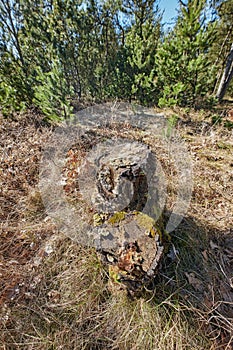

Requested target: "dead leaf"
[
  {"left": 210, "top": 240, "right": 219, "bottom": 250},
  {"left": 202, "top": 250, "right": 208, "bottom": 261},
  {"left": 185, "top": 272, "right": 204, "bottom": 292}
]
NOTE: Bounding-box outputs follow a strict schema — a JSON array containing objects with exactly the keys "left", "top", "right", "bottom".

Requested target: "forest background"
[{"left": 0, "top": 0, "right": 233, "bottom": 121}]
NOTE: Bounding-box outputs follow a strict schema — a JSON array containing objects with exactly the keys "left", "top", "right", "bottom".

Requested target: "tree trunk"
[
  {"left": 79, "top": 140, "right": 166, "bottom": 295},
  {"left": 216, "top": 43, "right": 233, "bottom": 101}
]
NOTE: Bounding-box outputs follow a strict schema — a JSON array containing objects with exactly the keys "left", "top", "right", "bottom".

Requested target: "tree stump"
[
  {"left": 93, "top": 211, "right": 164, "bottom": 295},
  {"left": 79, "top": 140, "right": 167, "bottom": 295}
]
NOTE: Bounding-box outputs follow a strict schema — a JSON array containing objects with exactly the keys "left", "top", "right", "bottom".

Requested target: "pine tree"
[
  {"left": 0, "top": 0, "right": 80, "bottom": 117},
  {"left": 155, "top": 0, "right": 216, "bottom": 107},
  {"left": 123, "top": 0, "right": 162, "bottom": 104},
  {"left": 0, "top": 0, "right": 34, "bottom": 110},
  {"left": 210, "top": 0, "right": 233, "bottom": 98}
]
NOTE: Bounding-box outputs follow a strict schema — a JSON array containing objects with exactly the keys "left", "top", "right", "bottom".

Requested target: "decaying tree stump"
[
  {"left": 79, "top": 140, "right": 167, "bottom": 294},
  {"left": 93, "top": 211, "right": 165, "bottom": 295}
]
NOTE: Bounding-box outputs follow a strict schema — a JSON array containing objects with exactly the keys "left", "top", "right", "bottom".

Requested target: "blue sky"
[{"left": 159, "top": 0, "right": 179, "bottom": 26}]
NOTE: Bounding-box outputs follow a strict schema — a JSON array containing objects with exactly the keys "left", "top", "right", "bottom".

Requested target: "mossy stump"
[
  {"left": 79, "top": 140, "right": 167, "bottom": 295},
  {"left": 93, "top": 211, "right": 165, "bottom": 295}
]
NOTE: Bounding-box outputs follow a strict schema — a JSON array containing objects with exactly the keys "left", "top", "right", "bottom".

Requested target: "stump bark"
[{"left": 79, "top": 140, "right": 166, "bottom": 294}]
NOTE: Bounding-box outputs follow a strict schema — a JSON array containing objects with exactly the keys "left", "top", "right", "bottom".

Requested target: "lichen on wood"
[
  {"left": 94, "top": 211, "right": 165, "bottom": 295},
  {"left": 78, "top": 139, "right": 167, "bottom": 294}
]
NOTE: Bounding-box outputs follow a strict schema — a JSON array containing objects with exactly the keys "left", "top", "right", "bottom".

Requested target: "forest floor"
[{"left": 0, "top": 103, "right": 233, "bottom": 350}]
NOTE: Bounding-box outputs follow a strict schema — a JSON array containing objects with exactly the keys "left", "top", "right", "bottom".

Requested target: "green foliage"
[
  {"left": 33, "top": 61, "right": 74, "bottom": 122},
  {"left": 165, "top": 114, "right": 179, "bottom": 138},
  {"left": 224, "top": 119, "right": 233, "bottom": 130},
  {"left": 0, "top": 0, "right": 231, "bottom": 114},
  {"left": 158, "top": 83, "right": 186, "bottom": 107},
  {"left": 0, "top": 80, "right": 26, "bottom": 116},
  {"left": 124, "top": 1, "right": 162, "bottom": 104},
  {"left": 156, "top": 0, "right": 217, "bottom": 108},
  {"left": 210, "top": 0, "right": 233, "bottom": 97},
  {"left": 211, "top": 114, "right": 222, "bottom": 125},
  {"left": 110, "top": 48, "right": 135, "bottom": 100},
  {"left": 0, "top": 0, "right": 35, "bottom": 111}
]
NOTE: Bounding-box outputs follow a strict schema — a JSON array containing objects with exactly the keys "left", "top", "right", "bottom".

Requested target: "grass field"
[{"left": 0, "top": 104, "right": 232, "bottom": 349}]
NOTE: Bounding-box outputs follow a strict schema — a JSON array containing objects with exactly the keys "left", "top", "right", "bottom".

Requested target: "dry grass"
[
  {"left": 0, "top": 105, "right": 232, "bottom": 349},
  {"left": 0, "top": 237, "right": 212, "bottom": 350}
]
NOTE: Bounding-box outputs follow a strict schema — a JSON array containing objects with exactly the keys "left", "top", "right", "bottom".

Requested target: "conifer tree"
[
  {"left": 0, "top": 0, "right": 34, "bottom": 109},
  {"left": 123, "top": 0, "right": 162, "bottom": 104},
  {"left": 156, "top": 0, "right": 216, "bottom": 107},
  {"left": 210, "top": 0, "right": 233, "bottom": 98}
]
